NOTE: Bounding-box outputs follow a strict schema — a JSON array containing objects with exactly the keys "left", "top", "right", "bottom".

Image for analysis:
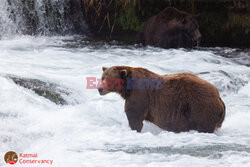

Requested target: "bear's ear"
[
  {"left": 120, "top": 69, "right": 127, "bottom": 77},
  {"left": 102, "top": 67, "right": 108, "bottom": 72}
]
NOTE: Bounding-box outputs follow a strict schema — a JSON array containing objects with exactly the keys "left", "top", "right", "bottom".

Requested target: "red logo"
[{"left": 4, "top": 151, "right": 18, "bottom": 165}]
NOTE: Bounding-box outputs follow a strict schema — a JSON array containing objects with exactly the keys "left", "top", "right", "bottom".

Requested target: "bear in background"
[
  {"left": 98, "top": 66, "right": 225, "bottom": 133},
  {"left": 135, "top": 7, "right": 201, "bottom": 48}
]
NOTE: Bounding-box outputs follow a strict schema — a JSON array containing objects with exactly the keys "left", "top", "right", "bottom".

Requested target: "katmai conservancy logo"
[{"left": 4, "top": 151, "right": 18, "bottom": 165}]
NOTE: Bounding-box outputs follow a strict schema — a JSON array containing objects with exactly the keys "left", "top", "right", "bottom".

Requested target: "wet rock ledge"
[{"left": 7, "top": 75, "right": 70, "bottom": 105}]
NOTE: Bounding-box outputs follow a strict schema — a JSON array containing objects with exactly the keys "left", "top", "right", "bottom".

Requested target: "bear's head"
[
  {"left": 181, "top": 14, "right": 201, "bottom": 43},
  {"left": 159, "top": 7, "right": 201, "bottom": 46},
  {"left": 98, "top": 66, "right": 129, "bottom": 97}
]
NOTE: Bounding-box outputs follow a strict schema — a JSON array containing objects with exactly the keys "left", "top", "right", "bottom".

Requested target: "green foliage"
[
  {"left": 117, "top": 3, "right": 143, "bottom": 31},
  {"left": 83, "top": 0, "right": 249, "bottom": 46},
  {"left": 199, "top": 12, "right": 223, "bottom": 36},
  {"left": 163, "top": 0, "right": 172, "bottom": 5},
  {"left": 245, "top": 29, "right": 249, "bottom": 35}
]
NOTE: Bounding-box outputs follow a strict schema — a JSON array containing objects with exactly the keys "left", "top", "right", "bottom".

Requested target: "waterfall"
[{"left": 0, "top": 0, "right": 87, "bottom": 37}]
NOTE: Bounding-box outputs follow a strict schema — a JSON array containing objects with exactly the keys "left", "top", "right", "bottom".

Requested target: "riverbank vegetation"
[{"left": 82, "top": 0, "right": 250, "bottom": 47}]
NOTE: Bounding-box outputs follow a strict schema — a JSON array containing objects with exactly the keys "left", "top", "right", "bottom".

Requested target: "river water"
[
  {"left": 0, "top": 35, "right": 249, "bottom": 167},
  {"left": 0, "top": 0, "right": 250, "bottom": 166}
]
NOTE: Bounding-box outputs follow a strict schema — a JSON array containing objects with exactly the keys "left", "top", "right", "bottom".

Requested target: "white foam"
[{"left": 0, "top": 36, "right": 249, "bottom": 167}]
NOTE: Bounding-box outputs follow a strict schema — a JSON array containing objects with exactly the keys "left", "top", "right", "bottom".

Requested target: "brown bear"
[
  {"left": 135, "top": 7, "right": 201, "bottom": 48},
  {"left": 98, "top": 66, "right": 225, "bottom": 133}
]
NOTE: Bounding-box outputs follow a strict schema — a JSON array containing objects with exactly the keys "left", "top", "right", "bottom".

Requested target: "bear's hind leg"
[{"left": 196, "top": 123, "right": 215, "bottom": 133}]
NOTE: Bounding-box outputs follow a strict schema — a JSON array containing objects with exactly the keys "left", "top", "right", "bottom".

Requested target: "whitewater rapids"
[{"left": 0, "top": 36, "right": 249, "bottom": 167}]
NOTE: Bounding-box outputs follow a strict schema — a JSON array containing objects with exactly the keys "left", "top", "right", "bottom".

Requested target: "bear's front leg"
[{"left": 125, "top": 99, "right": 146, "bottom": 132}]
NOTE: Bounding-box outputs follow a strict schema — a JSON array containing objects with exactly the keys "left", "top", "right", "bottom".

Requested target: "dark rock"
[{"left": 7, "top": 75, "right": 70, "bottom": 105}]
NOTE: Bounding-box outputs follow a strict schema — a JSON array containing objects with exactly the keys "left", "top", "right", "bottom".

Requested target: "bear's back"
[{"left": 162, "top": 73, "right": 219, "bottom": 97}]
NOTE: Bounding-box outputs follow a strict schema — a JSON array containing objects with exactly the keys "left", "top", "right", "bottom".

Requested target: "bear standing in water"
[
  {"left": 136, "top": 7, "right": 201, "bottom": 48},
  {"left": 98, "top": 66, "right": 225, "bottom": 133}
]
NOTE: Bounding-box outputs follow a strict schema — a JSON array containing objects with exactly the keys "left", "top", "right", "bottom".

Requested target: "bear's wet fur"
[
  {"left": 99, "top": 66, "right": 225, "bottom": 133},
  {"left": 135, "top": 7, "right": 201, "bottom": 48}
]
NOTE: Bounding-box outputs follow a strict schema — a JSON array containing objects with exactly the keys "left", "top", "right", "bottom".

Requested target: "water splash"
[{"left": 0, "top": 0, "right": 87, "bottom": 37}]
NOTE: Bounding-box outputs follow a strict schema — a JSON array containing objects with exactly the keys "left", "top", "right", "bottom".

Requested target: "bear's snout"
[
  {"left": 98, "top": 88, "right": 103, "bottom": 95},
  {"left": 193, "top": 30, "right": 202, "bottom": 42}
]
